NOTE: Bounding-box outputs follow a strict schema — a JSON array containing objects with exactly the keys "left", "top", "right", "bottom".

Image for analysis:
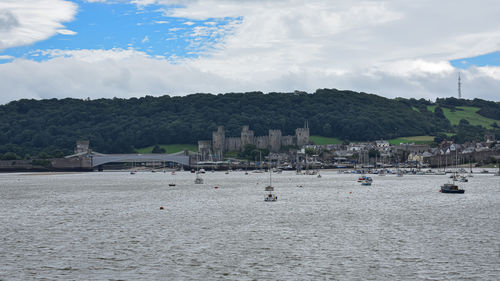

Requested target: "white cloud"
[
  {"left": 0, "top": 48, "right": 241, "bottom": 102},
  {"left": 57, "top": 28, "right": 77, "bottom": 35},
  {"left": 1, "top": 0, "right": 500, "bottom": 104},
  {"left": 141, "top": 35, "right": 149, "bottom": 43},
  {"left": 0, "top": 48, "right": 499, "bottom": 105},
  {"left": 183, "top": 21, "right": 195, "bottom": 26},
  {"left": 0, "top": 0, "right": 77, "bottom": 50}
]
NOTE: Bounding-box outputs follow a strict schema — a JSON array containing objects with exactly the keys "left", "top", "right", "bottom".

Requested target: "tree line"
[{"left": 0, "top": 89, "right": 498, "bottom": 158}]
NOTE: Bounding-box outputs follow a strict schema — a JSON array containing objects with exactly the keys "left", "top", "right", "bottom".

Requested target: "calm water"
[{"left": 1, "top": 170, "right": 499, "bottom": 280}]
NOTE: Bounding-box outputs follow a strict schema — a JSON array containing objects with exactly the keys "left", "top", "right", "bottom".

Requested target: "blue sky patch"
[
  {"left": 0, "top": 0, "right": 240, "bottom": 63},
  {"left": 450, "top": 50, "right": 500, "bottom": 69}
]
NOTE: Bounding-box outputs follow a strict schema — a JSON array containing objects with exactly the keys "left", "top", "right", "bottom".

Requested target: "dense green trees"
[{"left": 0, "top": 89, "right": 498, "bottom": 156}]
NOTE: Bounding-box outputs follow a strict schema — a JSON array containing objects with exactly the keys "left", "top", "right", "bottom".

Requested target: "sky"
[{"left": 0, "top": 0, "right": 499, "bottom": 104}]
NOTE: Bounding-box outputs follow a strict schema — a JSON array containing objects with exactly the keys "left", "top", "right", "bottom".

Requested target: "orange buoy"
[{"left": 349, "top": 192, "right": 352, "bottom": 194}]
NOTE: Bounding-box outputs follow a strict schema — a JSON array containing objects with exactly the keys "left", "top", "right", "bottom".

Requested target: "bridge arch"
[{"left": 90, "top": 153, "right": 190, "bottom": 167}]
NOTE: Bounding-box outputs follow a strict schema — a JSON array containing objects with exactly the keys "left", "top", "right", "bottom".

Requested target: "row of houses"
[{"left": 304, "top": 136, "right": 499, "bottom": 167}]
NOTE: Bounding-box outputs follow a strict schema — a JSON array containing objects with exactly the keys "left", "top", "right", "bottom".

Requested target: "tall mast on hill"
[{"left": 458, "top": 72, "right": 462, "bottom": 99}]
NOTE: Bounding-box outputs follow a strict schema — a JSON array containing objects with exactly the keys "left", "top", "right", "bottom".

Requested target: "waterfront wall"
[{"left": 0, "top": 157, "right": 92, "bottom": 172}]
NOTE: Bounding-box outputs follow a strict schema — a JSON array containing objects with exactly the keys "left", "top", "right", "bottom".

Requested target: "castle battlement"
[{"left": 199, "top": 124, "right": 310, "bottom": 160}]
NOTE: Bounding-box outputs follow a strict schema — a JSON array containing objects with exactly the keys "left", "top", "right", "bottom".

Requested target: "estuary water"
[{"left": 1, "top": 170, "right": 499, "bottom": 280}]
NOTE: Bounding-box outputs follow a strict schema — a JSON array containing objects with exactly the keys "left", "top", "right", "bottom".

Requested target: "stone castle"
[{"left": 198, "top": 124, "right": 310, "bottom": 160}]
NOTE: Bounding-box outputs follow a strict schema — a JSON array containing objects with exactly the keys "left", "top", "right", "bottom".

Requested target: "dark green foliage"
[
  {"left": 453, "top": 121, "right": 486, "bottom": 143},
  {"left": 433, "top": 133, "right": 449, "bottom": 144},
  {"left": 368, "top": 148, "right": 380, "bottom": 158},
  {"left": 238, "top": 144, "right": 269, "bottom": 160},
  {"left": 477, "top": 105, "right": 500, "bottom": 120},
  {"left": 152, "top": 145, "right": 166, "bottom": 154},
  {"left": 0, "top": 90, "right": 497, "bottom": 156},
  {"left": 1, "top": 152, "right": 20, "bottom": 160},
  {"left": 305, "top": 147, "right": 316, "bottom": 156},
  {"left": 31, "top": 159, "right": 52, "bottom": 167},
  {"left": 435, "top": 97, "right": 500, "bottom": 119}
]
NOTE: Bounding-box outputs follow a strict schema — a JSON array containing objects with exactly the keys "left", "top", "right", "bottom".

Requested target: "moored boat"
[
  {"left": 264, "top": 167, "right": 277, "bottom": 201},
  {"left": 440, "top": 183, "right": 464, "bottom": 194},
  {"left": 361, "top": 180, "right": 372, "bottom": 186}
]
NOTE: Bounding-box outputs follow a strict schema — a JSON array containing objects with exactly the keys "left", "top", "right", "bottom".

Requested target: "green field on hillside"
[
  {"left": 388, "top": 135, "right": 435, "bottom": 145},
  {"left": 310, "top": 136, "right": 343, "bottom": 145},
  {"left": 427, "top": 105, "right": 498, "bottom": 128},
  {"left": 136, "top": 144, "right": 198, "bottom": 154}
]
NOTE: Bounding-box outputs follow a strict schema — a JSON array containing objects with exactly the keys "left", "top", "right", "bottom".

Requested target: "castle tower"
[
  {"left": 295, "top": 122, "right": 310, "bottom": 147},
  {"left": 197, "top": 140, "right": 212, "bottom": 161},
  {"left": 75, "top": 140, "right": 90, "bottom": 154},
  {"left": 240, "top": 125, "right": 254, "bottom": 151},
  {"left": 212, "top": 126, "right": 225, "bottom": 159},
  {"left": 269, "top": 129, "right": 282, "bottom": 152}
]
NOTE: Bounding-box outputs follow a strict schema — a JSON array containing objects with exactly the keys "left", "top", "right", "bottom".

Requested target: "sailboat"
[
  {"left": 264, "top": 164, "right": 277, "bottom": 202},
  {"left": 130, "top": 161, "right": 137, "bottom": 174},
  {"left": 468, "top": 157, "right": 474, "bottom": 177},
  {"left": 194, "top": 153, "right": 204, "bottom": 184},
  {"left": 440, "top": 144, "right": 464, "bottom": 194}
]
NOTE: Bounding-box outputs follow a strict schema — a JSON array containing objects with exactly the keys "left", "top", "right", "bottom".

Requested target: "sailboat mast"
[{"left": 269, "top": 163, "right": 272, "bottom": 187}]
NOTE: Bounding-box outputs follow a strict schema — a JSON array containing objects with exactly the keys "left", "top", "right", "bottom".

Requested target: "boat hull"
[{"left": 441, "top": 189, "right": 465, "bottom": 194}]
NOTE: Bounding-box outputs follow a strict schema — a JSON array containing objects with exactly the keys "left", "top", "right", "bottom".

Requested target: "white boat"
[
  {"left": 440, "top": 145, "right": 465, "bottom": 194},
  {"left": 194, "top": 153, "right": 204, "bottom": 184},
  {"left": 194, "top": 175, "right": 204, "bottom": 184},
  {"left": 264, "top": 166, "right": 277, "bottom": 202}
]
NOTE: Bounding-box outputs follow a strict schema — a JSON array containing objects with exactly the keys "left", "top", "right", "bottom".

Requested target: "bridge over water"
[{"left": 90, "top": 153, "right": 190, "bottom": 167}]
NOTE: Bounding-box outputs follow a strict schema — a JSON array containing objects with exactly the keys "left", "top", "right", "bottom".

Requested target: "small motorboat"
[
  {"left": 440, "top": 183, "right": 464, "bottom": 194},
  {"left": 265, "top": 193, "right": 277, "bottom": 202},
  {"left": 168, "top": 183, "right": 176, "bottom": 187},
  {"left": 358, "top": 175, "right": 372, "bottom": 182}
]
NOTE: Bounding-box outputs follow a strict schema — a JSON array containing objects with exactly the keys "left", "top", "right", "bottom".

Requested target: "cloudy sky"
[{"left": 0, "top": 0, "right": 499, "bottom": 104}]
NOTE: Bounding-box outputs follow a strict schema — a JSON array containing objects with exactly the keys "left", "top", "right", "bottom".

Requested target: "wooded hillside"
[{"left": 0, "top": 89, "right": 498, "bottom": 157}]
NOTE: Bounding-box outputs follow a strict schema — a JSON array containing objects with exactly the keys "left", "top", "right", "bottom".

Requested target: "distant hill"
[{"left": 0, "top": 89, "right": 498, "bottom": 157}]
